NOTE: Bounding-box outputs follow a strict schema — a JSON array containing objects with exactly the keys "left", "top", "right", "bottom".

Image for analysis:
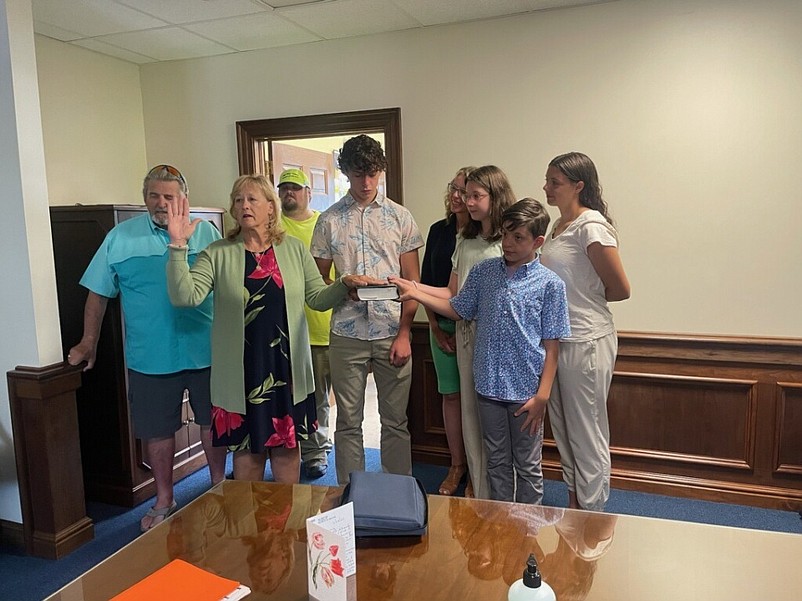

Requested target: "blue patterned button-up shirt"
[
  {"left": 450, "top": 256, "right": 571, "bottom": 401},
  {"left": 311, "top": 193, "right": 423, "bottom": 340}
]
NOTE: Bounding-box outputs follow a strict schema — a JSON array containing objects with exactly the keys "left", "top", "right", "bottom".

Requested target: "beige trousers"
[
  {"left": 329, "top": 334, "right": 412, "bottom": 484},
  {"left": 549, "top": 331, "right": 618, "bottom": 511},
  {"left": 455, "top": 321, "right": 490, "bottom": 499},
  {"left": 300, "top": 345, "right": 333, "bottom": 465}
]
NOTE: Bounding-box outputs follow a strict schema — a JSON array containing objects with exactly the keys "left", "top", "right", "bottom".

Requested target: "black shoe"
[{"left": 305, "top": 463, "right": 328, "bottom": 479}]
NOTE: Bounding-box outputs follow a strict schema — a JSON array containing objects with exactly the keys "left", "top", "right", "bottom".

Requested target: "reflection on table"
[{"left": 45, "top": 480, "right": 802, "bottom": 601}]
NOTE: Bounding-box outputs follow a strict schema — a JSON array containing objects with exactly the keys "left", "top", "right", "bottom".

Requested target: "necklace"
[{"left": 249, "top": 248, "right": 270, "bottom": 267}]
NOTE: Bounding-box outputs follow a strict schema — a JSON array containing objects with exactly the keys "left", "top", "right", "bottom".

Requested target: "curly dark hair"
[{"left": 337, "top": 134, "right": 388, "bottom": 174}]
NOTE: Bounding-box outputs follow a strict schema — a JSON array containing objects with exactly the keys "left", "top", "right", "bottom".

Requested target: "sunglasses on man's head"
[{"left": 147, "top": 164, "right": 186, "bottom": 186}]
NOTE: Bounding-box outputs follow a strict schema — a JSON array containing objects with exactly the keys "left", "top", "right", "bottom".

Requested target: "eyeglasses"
[
  {"left": 447, "top": 182, "right": 467, "bottom": 200},
  {"left": 147, "top": 164, "right": 187, "bottom": 187},
  {"left": 463, "top": 192, "right": 489, "bottom": 202}
]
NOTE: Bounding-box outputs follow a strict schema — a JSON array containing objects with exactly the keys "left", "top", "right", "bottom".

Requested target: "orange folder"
[{"left": 111, "top": 558, "right": 249, "bottom": 601}]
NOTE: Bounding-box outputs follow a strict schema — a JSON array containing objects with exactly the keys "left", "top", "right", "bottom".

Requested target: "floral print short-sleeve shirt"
[{"left": 311, "top": 193, "right": 423, "bottom": 340}]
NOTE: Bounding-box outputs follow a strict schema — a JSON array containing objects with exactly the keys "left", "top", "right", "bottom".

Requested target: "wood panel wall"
[{"left": 409, "top": 325, "right": 802, "bottom": 511}]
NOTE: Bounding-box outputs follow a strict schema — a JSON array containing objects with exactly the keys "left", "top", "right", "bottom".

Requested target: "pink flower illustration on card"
[{"left": 309, "top": 534, "right": 345, "bottom": 589}]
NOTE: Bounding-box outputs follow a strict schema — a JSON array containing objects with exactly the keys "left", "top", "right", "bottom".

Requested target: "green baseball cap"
[{"left": 278, "top": 168, "right": 310, "bottom": 188}]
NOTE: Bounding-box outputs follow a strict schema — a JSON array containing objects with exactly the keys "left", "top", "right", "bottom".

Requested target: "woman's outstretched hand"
[
  {"left": 166, "top": 196, "right": 202, "bottom": 246},
  {"left": 387, "top": 276, "right": 418, "bottom": 301}
]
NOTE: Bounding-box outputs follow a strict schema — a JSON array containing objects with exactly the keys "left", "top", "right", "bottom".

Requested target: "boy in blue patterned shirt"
[{"left": 391, "top": 198, "right": 570, "bottom": 503}]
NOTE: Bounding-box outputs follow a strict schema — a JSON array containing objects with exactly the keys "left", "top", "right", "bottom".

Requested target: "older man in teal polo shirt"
[{"left": 68, "top": 165, "right": 227, "bottom": 532}]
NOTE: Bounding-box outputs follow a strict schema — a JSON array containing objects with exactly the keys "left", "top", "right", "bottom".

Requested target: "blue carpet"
[{"left": 1, "top": 449, "right": 799, "bottom": 601}]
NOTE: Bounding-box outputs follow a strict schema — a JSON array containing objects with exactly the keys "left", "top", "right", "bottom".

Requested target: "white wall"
[
  {"left": 137, "top": 0, "right": 802, "bottom": 338},
  {"left": 0, "top": 0, "right": 62, "bottom": 523},
  {"left": 36, "top": 35, "right": 147, "bottom": 205},
  {"left": 0, "top": 29, "right": 147, "bottom": 524}
]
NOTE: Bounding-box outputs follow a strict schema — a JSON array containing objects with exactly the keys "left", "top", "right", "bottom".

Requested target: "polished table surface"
[{"left": 46, "top": 480, "right": 802, "bottom": 600}]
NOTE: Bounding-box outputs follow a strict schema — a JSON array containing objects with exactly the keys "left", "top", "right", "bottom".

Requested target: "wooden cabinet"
[{"left": 49, "top": 205, "right": 225, "bottom": 507}]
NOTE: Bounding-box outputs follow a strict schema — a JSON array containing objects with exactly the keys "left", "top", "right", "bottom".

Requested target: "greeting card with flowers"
[{"left": 306, "top": 502, "right": 356, "bottom": 601}]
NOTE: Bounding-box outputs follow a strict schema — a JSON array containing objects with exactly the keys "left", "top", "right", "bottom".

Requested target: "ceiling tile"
[
  {"left": 279, "top": 0, "right": 422, "bottom": 40},
  {"left": 32, "top": 0, "right": 168, "bottom": 37},
  {"left": 70, "top": 38, "right": 158, "bottom": 64},
  {"left": 185, "top": 12, "right": 321, "bottom": 51},
  {"left": 117, "top": 0, "right": 267, "bottom": 25},
  {"left": 33, "top": 20, "right": 83, "bottom": 42},
  {"left": 260, "top": 0, "right": 330, "bottom": 8},
  {"left": 94, "top": 27, "right": 236, "bottom": 61},
  {"left": 31, "top": 0, "right": 613, "bottom": 64},
  {"left": 391, "top": 0, "right": 604, "bottom": 26}
]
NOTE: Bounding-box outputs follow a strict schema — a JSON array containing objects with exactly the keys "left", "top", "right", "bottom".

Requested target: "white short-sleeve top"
[{"left": 540, "top": 209, "right": 619, "bottom": 342}]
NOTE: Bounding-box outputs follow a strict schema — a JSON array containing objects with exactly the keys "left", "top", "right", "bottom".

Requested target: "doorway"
[
  {"left": 235, "top": 107, "right": 403, "bottom": 204},
  {"left": 271, "top": 134, "right": 385, "bottom": 212}
]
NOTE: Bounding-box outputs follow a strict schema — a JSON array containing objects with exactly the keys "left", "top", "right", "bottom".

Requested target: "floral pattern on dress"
[
  {"left": 209, "top": 248, "right": 317, "bottom": 454},
  {"left": 211, "top": 406, "right": 244, "bottom": 438},
  {"left": 248, "top": 249, "right": 284, "bottom": 286}
]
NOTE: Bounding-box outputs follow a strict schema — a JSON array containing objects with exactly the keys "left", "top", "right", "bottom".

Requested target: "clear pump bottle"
[{"left": 507, "top": 553, "right": 556, "bottom": 601}]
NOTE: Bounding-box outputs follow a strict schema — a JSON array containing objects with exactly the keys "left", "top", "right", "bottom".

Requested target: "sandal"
[
  {"left": 438, "top": 464, "right": 467, "bottom": 496},
  {"left": 140, "top": 500, "right": 177, "bottom": 532}
]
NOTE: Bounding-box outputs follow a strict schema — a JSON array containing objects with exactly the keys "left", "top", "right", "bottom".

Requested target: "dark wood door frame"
[{"left": 236, "top": 107, "right": 404, "bottom": 204}]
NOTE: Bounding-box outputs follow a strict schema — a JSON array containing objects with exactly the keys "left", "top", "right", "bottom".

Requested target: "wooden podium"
[{"left": 8, "top": 362, "right": 94, "bottom": 558}]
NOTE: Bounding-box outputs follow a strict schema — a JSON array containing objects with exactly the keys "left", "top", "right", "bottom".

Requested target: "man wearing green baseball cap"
[{"left": 278, "top": 167, "right": 333, "bottom": 479}]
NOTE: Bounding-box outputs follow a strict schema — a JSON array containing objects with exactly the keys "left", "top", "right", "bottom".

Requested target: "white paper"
[{"left": 306, "top": 502, "right": 356, "bottom": 601}]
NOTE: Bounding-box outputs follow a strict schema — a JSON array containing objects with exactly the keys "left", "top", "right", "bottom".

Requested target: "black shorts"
[{"left": 127, "top": 368, "right": 212, "bottom": 439}]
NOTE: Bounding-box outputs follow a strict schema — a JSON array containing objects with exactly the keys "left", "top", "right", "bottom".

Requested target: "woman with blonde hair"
[
  {"left": 420, "top": 166, "right": 475, "bottom": 495},
  {"left": 166, "top": 174, "right": 377, "bottom": 483}
]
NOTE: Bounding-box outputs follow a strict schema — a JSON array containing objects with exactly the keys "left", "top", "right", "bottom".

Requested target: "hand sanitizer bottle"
[{"left": 508, "top": 554, "right": 556, "bottom": 601}]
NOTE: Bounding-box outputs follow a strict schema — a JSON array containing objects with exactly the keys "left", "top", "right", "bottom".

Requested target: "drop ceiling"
[{"left": 32, "top": 0, "right": 615, "bottom": 64}]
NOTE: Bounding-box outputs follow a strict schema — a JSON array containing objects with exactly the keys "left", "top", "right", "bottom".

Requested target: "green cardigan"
[{"left": 167, "top": 235, "right": 347, "bottom": 414}]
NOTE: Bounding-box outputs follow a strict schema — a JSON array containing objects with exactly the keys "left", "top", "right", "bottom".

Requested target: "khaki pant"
[
  {"left": 300, "top": 345, "right": 333, "bottom": 466},
  {"left": 456, "top": 321, "right": 490, "bottom": 499},
  {"left": 329, "top": 334, "right": 412, "bottom": 484},
  {"left": 549, "top": 331, "right": 618, "bottom": 511}
]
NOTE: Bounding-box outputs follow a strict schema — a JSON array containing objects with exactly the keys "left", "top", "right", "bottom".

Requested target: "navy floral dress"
[{"left": 211, "top": 248, "right": 317, "bottom": 452}]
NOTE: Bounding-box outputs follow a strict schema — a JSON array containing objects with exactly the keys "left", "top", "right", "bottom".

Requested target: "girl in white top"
[
  {"left": 410, "top": 165, "right": 517, "bottom": 499},
  {"left": 540, "top": 152, "right": 630, "bottom": 512}
]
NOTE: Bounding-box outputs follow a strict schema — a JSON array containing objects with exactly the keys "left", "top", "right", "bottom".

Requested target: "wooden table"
[{"left": 45, "top": 480, "right": 802, "bottom": 600}]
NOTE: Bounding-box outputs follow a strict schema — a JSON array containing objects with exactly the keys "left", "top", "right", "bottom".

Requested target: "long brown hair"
[
  {"left": 549, "top": 152, "right": 613, "bottom": 224},
  {"left": 460, "top": 165, "right": 517, "bottom": 242}
]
